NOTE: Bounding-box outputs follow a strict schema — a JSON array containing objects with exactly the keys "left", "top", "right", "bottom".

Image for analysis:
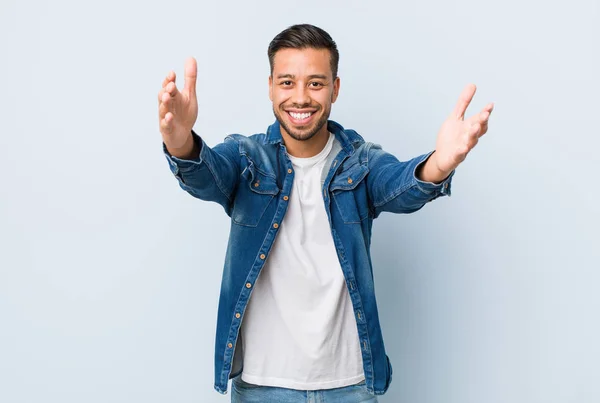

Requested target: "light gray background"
[{"left": 1, "top": 0, "right": 598, "bottom": 402}]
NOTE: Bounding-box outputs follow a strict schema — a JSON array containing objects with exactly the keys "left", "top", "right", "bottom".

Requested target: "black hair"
[{"left": 268, "top": 24, "right": 339, "bottom": 78}]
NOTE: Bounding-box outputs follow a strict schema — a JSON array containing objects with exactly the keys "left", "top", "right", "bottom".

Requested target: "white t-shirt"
[{"left": 239, "top": 132, "right": 365, "bottom": 390}]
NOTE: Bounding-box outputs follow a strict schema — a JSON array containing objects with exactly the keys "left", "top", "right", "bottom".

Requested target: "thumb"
[{"left": 183, "top": 56, "right": 197, "bottom": 98}]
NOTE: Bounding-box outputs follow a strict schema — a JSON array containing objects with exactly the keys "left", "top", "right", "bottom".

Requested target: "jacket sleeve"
[
  {"left": 366, "top": 145, "right": 454, "bottom": 217},
  {"left": 163, "top": 130, "right": 240, "bottom": 215}
]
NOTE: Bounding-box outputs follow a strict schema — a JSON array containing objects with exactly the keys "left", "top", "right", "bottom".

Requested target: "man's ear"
[
  {"left": 268, "top": 75, "right": 273, "bottom": 101},
  {"left": 331, "top": 76, "right": 340, "bottom": 103}
]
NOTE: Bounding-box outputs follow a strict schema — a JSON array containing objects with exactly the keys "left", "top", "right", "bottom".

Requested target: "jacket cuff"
[
  {"left": 412, "top": 151, "right": 455, "bottom": 197},
  {"left": 163, "top": 130, "right": 205, "bottom": 176}
]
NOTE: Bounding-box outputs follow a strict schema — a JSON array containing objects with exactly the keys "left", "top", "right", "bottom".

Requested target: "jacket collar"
[{"left": 264, "top": 119, "right": 361, "bottom": 155}]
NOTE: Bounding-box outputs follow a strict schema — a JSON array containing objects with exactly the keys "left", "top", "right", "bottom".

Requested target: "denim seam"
[
  {"left": 239, "top": 150, "right": 277, "bottom": 180},
  {"left": 373, "top": 181, "right": 414, "bottom": 208},
  {"left": 363, "top": 310, "right": 375, "bottom": 394},
  {"left": 204, "top": 159, "right": 233, "bottom": 203}
]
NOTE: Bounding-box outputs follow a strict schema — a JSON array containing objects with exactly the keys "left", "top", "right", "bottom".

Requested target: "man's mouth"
[{"left": 286, "top": 110, "right": 315, "bottom": 125}]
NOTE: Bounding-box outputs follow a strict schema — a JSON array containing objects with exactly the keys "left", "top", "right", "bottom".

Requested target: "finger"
[
  {"left": 160, "top": 91, "right": 177, "bottom": 120},
  {"left": 479, "top": 117, "right": 490, "bottom": 137},
  {"left": 478, "top": 107, "right": 492, "bottom": 137},
  {"left": 452, "top": 83, "right": 477, "bottom": 121},
  {"left": 158, "top": 99, "right": 169, "bottom": 119},
  {"left": 165, "top": 81, "right": 181, "bottom": 99},
  {"left": 162, "top": 71, "right": 175, "bottom": 88},
  {"left": 466, "top": 122, "right": 481, "bottom": 148},
  {"left": 160, "top": 113, "right": 175, "bottom": 134},
  {"left": 161, "top": 90, "right": 174, "bottom": 106},
  {"left": 464, "top": 107, "right": 489, "bottom": 128},
  {"left": 183, "top": 57, "right": 197, "bottom": 98},
  {"left": 158, "top": 88, "right": 165, "bottom": 105}
]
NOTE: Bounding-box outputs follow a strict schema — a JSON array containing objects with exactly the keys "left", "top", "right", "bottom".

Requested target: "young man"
[{"left": 158, "top": 24, "right": 493, "bottom": 403}]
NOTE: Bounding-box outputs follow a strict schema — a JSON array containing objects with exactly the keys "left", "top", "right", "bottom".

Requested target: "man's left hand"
[{"left": 429, "top": 84, "right": 494, "bottom": 176}]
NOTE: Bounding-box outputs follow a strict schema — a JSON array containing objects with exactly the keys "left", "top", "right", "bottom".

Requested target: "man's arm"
[
  {"left": 158, "top": 58, "right": 240, "bottom": 214},
  {"left": 163, "top": 130, "right": 240, "bottom": 215},
  {"left": 165, "top": 127, "right": 200, "bottom": 160},
  {"left": 367, "top": 83, "right": 494, "bottom": 217},
  {"left": 366, "top": 147, "right": 454, "bottom": 217}
]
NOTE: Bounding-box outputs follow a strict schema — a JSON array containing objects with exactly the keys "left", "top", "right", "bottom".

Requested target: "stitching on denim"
[
  {"left": 373, "top": 182, "right": 415, "bottom": 208},
  {"left": 231, "top": 195, "right": 274, "bottom": 227},
  {"left": 332, "top": 192, "right": 367, "bottom": 224},
  {"left": 253, "top": 164, "right": 277, "bottom": 179},
  {"left": 204, "top": 159, "right": 233, "bottom": 203}
]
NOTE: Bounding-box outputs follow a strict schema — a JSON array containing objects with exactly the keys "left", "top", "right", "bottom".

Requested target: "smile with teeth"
[{"left": 287, "top": 111, "right": 314, "bottom": 123}]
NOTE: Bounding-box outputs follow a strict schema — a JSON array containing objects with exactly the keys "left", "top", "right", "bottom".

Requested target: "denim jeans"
[{"left": 230, "top": 374, "right": 379, "bottom": 402}]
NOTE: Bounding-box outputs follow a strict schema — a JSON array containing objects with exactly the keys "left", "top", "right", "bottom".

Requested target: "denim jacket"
[{"left": 163, "top": 120, "right": 454, "bottom": 396}]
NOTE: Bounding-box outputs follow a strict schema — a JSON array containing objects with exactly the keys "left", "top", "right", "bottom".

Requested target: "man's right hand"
[{"left": 158, "top": 57, "right": 199, "bottom": 159}]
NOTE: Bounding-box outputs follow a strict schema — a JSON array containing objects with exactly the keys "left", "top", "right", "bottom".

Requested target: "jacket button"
[
  {"left": 347, "top": 177, "right": 353, "bottom": 184},
  {"left": 227, "top": 343, "right": 233, "bottom": 348},
  {"left": 287, "top": 168, "right": 293, "bottom": 174},
  {"left": 273, "top": 223, "right": 279, "bottom": 229},
  {"left": 246, "top": 282, "right": 252, "bottom": 288},
  {"left": 260, "top": 254, "right": 266, "bottom": 260},
  {"left": 283, "top": 195, "right": 289, "bottom": 201},
  {"left": 254, "top": 182, "right": 259, "bottom": 187},
  {"left": 235, "top": 313, "right": 241, "bottom": 319}
]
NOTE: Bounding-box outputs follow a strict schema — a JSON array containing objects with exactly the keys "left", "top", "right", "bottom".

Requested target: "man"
[{"left": 158, "top": 24, "right": 493, "bottom": 403}]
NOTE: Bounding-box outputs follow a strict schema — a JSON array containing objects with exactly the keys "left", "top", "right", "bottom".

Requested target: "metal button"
[
  {"left": 254, "top": 182, "right": 259, "bottom": 187},
  {"left": 260, "top": 254, "right": 266, "bottom": 260},
  {"left": 287, "top": 168, "right": 293, "bottom": 174},
  {"left": 347, "top": 178, "right": 353, "bottom": 184},
  {"left": 227, "top": 343, "right": 233, "bottom": 348},
  {"left": 246, "top": 282, "right": 252, "bottom": 288},
  {"left": 273, "top": 223, "right": 279, "bottom": 229},
  {"left": 235, "top": 313, "right": 241, "bottom": 319},
  {"left": 283, "top": 195, "right": 289, "bottom": 201}
]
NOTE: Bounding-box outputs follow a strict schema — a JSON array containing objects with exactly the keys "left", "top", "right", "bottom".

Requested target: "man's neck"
[{"left": 281, "top": 127, "right": 330, "bottom": 158}]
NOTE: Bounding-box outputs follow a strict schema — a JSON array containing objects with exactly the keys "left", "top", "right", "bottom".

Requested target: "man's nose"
[{"left": 291, "top": 85, "right": 311, "bottom": 107}]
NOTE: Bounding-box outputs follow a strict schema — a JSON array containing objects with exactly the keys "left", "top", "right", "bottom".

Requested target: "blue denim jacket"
[{"left": 163, "top": 120, "right": 454, "bottom": 396}]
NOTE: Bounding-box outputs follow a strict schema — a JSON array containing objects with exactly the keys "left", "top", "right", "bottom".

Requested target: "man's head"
[{"left": 268, "top": 24, "right": 340, "bottom": 143}]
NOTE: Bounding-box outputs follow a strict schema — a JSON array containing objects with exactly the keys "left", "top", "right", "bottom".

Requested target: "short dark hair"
[{"left": 268, "top": 24, "right": 339, "bottom": 79}]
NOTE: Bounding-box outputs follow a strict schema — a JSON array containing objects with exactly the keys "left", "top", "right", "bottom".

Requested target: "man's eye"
[
  {"left": 310, "top": 82, "right": 323, "bottom": 87},
  {"left": 281, "top": 81, "right": 292, "bottom": 86}
]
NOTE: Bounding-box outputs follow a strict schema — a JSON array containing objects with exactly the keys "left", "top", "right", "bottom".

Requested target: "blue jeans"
[{"left": 231, "top": 374, "right": 379, "bottom": 402}]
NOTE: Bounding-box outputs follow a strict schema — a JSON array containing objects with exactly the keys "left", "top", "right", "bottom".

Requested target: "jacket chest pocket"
[
  {"left": 330, "top": 164, "right": 370, "bottom": 224},
  {"left": 232, "top": 163, "right": 280, "bottom": 227}
]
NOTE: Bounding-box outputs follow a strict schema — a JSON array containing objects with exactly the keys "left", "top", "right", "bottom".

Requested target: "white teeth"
[{"left": 289, "top": 112, "right": 312, "bottom": 120}]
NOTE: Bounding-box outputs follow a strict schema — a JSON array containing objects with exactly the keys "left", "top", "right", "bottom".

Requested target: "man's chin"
[
  {"left": 281, "top": 124, "right": 315, "bottom": 141},
  {"left": 274, "top": 109, "right": 329, "bottom": 142}
]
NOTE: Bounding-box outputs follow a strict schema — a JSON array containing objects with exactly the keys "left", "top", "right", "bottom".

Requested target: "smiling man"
[{"left": 158, "top": 24, "right": 493, "bottom": 403}]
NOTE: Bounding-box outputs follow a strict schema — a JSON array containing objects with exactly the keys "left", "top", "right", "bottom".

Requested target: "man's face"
[{"left": 269, "top": 48, "right": 340, "bottom": 142}]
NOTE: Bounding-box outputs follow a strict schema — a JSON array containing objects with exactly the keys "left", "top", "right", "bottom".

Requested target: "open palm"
[
  {"left": 434, "top": 84, "right": 494, "bottom": 174},
  {"left": 158, "top": 57, "right": 199, "bottom": 150}
]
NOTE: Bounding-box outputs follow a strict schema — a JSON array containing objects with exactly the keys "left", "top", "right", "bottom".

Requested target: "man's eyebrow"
[{"left": 275, "top": 74, "right": 329, "bottom": 80}]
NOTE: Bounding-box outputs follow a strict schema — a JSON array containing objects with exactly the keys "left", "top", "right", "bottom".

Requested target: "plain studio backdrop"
[{"left": 1, "top": 0, "right": 598, "bottom": 402}]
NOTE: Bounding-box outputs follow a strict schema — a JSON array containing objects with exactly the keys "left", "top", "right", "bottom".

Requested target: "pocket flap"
[
  {"left": 242, "top": 163, "right": 280, "bottom": 195},
  {"left": 330, "top": 164, "right": 369, "bottom": 191}
]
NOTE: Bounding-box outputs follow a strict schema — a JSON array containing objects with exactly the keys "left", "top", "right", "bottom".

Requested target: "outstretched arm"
[
  {"left": 367, "top": 84, "right": 494, "bottom": 217},
  {"left": 158, "top": 58, "right": 240, "bottom": 214},
  {"left": 418, "top": 83, "right": 494, "bottom": 183}
]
